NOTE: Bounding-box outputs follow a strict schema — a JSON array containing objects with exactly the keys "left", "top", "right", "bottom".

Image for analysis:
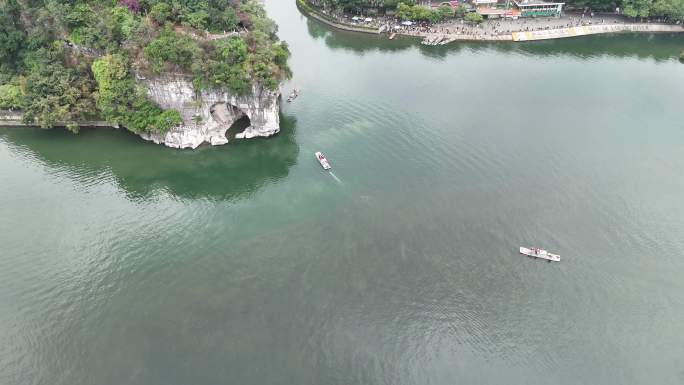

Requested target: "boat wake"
[{"left": 328, "top": 171, "right": 343, "bottom": 184}]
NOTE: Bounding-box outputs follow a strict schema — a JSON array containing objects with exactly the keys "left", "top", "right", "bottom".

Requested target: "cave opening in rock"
[
  {"left": 209, "top": 103, "right": 251, "bottom": 139},
  {"left": 226, "top": 115, "right": 251, "bottom": 139}
]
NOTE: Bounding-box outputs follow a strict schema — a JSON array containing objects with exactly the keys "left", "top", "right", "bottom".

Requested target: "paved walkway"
[
  {"left": 396, "top": 14, "right": 680, "bottom": 38},
  {"left": 302, "top": 4, "right": 683, "bottom": 42}
]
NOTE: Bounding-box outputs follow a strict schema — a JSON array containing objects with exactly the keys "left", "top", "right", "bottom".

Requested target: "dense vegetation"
[
  {"left": 575, "top": 0, "right": 683, "bottom": 19},
  {"left": 312, "top": 0, "right": 684, "bottom": 21},
  {"left": 308, "top": 0, "right": 404, "bottom": 12},
  {"left": 0, "top": 0, "right": 291, "bottom": 134},
  {"left": 307, "top": 0, "right": 456, "bottom": 21},
  {"left": 308, "top": 0, "right": 407, "bottom": 13},
  {"left": 396, "top": 2, "right": 455, "bottom": 22}
]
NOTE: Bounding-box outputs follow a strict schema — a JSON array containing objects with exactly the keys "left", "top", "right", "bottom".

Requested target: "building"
[
  {"left": 474, "top": 0, "right": 518, "bottom": 19},
  {"left": 511, "top": 0, "right": 564, "bottom": 17},
  {"left": 471, "top": 0, "right": 497, "bottom": 5},
  {"left": 473, "top": 0, "right": 563, "bottom": 18}
]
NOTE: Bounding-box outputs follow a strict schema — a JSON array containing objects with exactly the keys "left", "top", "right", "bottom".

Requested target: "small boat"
[
  {"left": 389, "top": 32, "right": 396, "bottom": 40},
  {"left": 315, "top": 151, "right": 331, "bottom": 170},
  {"left": 287, "top": 88, "right": 299, "bottom": 103},
  {"left": 520, "top": 247, "right": 560, "bottom": 262}
]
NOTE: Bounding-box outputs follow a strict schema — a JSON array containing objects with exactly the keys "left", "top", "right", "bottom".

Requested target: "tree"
[
  {"left": 0, "top": 0, "right": 25, "bottom": 71},
  {"left": 108, "top": 6, "right": 137, "bottom": 44},
  {"left": 185, "top": 10, "right": 210, "bottom": 30},
  {"left": 651, "top": 0, "right": 684, "bottom": 19},
  {"left": 143, "top": 28, "right": 200, "bottom": 72},
  {"left": 622, "top": 0, "right": 653, "bottom": 17},
  {"left": 150, "top": 2, "right": 171, "bottom": 24},
  {"left": 334, "top": 0, "right": 366, "bottom": 12},
  {"left": 396, "top": 2, "right": 413, "bottom": 19},
  {"left": 384, "top": 0, "right": 414, "bottom": 7},
  {"left": 118, "top": 0, "right": 140, "bottom": 13},
  {"left": 0, "top": 84, "right": 22, "bottom": 109},
  {"left": 436, "top": 5, "right": 455, "bottom": 20},
  {"left": 92, "top": 54, "right": 180, "bottom": 133},
  {"left": 568, "top": 0, "right": 618, "bottom": 11},
  {"left": 21, "top": 50, "right": 95, "bottom": 131},
  {"left": 214, "top": 37, "right": 248, "bottom": 64},
  {"left": 464, "top": 12, "right": 484, "bottom": 23},
  {"left": 91, "top": 54, "right": 131, "bottom": 123},
  {"left": 395, "top": 2, "right": 452, "bottom": 22},
  {"left": 67, "top": 3, "right": 96, "bottom": 29},
  {"left": 212, "top": 7, "right": 238, "bottom": 31},
  {"left": 454, "top": 4, "right": 467, "bottom": 17}
]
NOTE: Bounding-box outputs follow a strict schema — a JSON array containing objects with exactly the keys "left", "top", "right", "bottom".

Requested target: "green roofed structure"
[{"left": 511, "top": 0, "right": 564, "bottom": 17}]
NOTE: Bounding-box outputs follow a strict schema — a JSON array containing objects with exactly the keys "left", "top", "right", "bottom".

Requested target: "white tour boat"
[
  {"left": 315, "top": 152, "right": 331, "bottom": 170},
  {"left": 520, "top": 247, "right": 560, "bottom": 262}
]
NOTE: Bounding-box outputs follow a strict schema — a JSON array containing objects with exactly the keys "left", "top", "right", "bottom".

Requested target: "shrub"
[
  {"left": 455, "top": 4, "right": 467, "bottom": 17},
  {"left": 0, "top": 84, "right": 22, "bottom": 109},
  {"left": 464, "top": 12, "right": 484, "bottom": 24},
  {"left": 143, "top": 28, "right": 200, "bottom": 72},
  {"left": 149, "top": 3, "right": 171, "bottom": 25},
  {"left": 92, "top": 55, "right": 180, "bottom": 134},
  {"left": 118, "top": 0, "right": 139, "bottom": 13}
]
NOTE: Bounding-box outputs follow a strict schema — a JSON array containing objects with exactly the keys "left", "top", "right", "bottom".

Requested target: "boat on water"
[
  {"left": 520, "top": 247, "right": 560, "bottom": 262},
  {"left": 315, "top": 152, "right": 331, "bottom": 170},
  {"left": 389, "top": 32, "right": 396, "bottom": 40},
  {"left": 287, "top": 89, "right": 299, "bottom": 103}
]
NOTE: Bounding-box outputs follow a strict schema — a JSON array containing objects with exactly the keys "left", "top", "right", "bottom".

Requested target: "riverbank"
[
  {"left": 415, "top": 22, "right": 683, "bottom": 44},
  {"left": 0, "top": 110, "right": 117, "bottom": 128},
  {"left": 295, "top": 0, "right": 380, "bottom": 35},
  {"left": 511, "top": 23, "right": 683, "bottom": 41},
  {"left": 296, "top": 0, "right": 684, "bottom": 43}
]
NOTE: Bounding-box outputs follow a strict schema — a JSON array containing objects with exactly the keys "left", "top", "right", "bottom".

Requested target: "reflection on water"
[
  {"left": 0, "top": 114, "right": 299, "bottom": 201},
  {"left": 306, "top": 18, "right": 416, "bottom": 55},
  {"left": 305, "top": 17, "right": 684, "bottom": 61},
  {"left": 508, "top": 33, "right": 684, "bottom": 61},
  {"left": 1, "top": 1, "right": 683, "bottom": 383}
]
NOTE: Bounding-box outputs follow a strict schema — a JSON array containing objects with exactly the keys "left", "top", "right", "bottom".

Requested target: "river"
[{"left": 1, "top": 2, "right": 684, "bottom": 384}]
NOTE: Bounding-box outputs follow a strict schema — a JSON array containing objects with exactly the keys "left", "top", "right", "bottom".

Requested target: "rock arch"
[{"left": 209, "top": 102, "right": 251, "bottom": 140}]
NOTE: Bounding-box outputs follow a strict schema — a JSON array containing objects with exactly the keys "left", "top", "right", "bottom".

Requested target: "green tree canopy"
[
  {"left": 92, "top": 54, "right": 181, "bottom": 134},
  {"left": 464, "top": 12, "right": 484, "bottom": 23},
  {"left": 311, "top": 0, "right": 684, "bottom": 20},
  {"left": 0, "top": 84, "right": 22, "bottom": 109},
  {"left": 0, "top": 0, "right": 26, "bottom": 72}
]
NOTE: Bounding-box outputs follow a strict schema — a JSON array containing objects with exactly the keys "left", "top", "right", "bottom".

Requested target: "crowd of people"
[
  {"left": 400, "top": 13, "right": 629, "bottom": 38},
  {"left": 319, "top": 7, "right": 679, "bottom": 41}
]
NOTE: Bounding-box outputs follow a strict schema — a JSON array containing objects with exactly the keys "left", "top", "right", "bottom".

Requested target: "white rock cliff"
[{"left": 139, "top": 74, "right": 281, "bottom": 149}]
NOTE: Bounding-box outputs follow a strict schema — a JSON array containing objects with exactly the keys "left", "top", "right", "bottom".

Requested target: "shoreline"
[
  {"left": 296, "top": 0, "right": 380, "bottom": 35},
  {"left": 0, "top": 120, "right": 118, "bottom": 128},
  {"left": 296, "top": 0, "right": 684, "bottom": 43},
  {"left": 0, "top": 111, "right": 118, "bottom": 128},
  {"left": 418, "top": 22, "right": 684, "bottom": 44},
  {"left": 0, "top": 121, "right": 117, "bottom": 128}
]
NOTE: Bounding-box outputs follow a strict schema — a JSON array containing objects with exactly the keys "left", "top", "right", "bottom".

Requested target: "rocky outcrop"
[{"left": 139, "top": 74, "right": 280, "bottom": 149}]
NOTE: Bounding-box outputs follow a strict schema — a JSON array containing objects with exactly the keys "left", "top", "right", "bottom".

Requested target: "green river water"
[{"left": 1, "top": 2, "right": 684, "bottom": 384}]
